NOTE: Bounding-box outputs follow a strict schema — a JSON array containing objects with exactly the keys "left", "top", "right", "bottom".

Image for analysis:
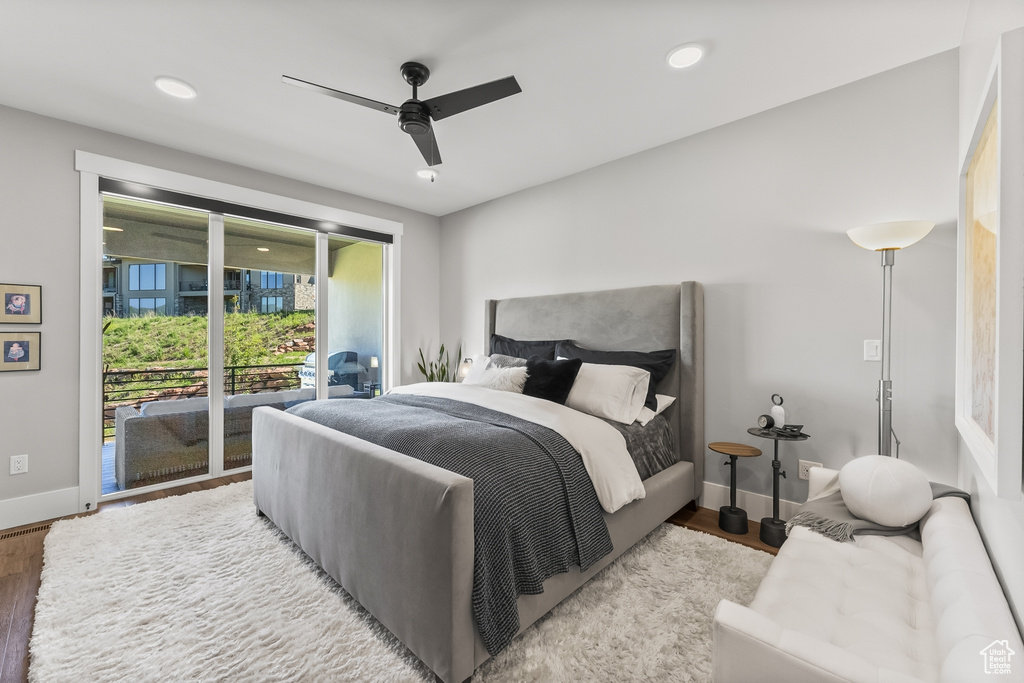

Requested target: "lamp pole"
[
  {"left": 878, "top": 249, "right": 894, "bottom": 456},
  {"left": 848, "top": 221, "right": 933, "bottom": 459}
]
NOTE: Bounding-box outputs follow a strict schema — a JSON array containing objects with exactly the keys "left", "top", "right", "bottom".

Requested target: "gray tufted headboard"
[{"left": 484, "top": 282, "right": 705, "bottom": 499}]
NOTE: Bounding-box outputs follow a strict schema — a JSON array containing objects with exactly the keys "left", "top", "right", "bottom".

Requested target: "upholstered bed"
[{"left": 251, "top": 282, "right": 704, "bottom": 682}]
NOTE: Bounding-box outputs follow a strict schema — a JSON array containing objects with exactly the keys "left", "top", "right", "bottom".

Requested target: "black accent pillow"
[
  {"left": 490, "top": 333, "right": 560, "bottom": 360},
  {"left": 522, "top": 356, "right": 582, "bottom": 405},
  {"left": 555, "top": 341, "right": 676, "bottom": 410}
]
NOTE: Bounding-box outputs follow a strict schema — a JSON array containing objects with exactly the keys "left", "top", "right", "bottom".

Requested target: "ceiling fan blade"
[
  {"left": 421, "top": 75, "right": 521, "bottom": 121},
  {"left": 410, "top": 125, "right": 442, "bottom": 166},
  {"left": 282, "top": 75, "right": 399, "bottom": 115}
]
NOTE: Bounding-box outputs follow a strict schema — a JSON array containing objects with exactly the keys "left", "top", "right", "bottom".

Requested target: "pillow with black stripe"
[
  {"left": 522, "top": 356, "right": 582, "bottom": 405},
  {"left": 555, "top": 341, "right": 675, "bottom": 411},
  {"left": 490, "top": 333, "right": 560, "bottom": 360}
]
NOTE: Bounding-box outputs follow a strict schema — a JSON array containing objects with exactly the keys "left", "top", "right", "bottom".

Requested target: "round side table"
[{"left": 709, "top": 441, "right": 762, "bottom": 535}]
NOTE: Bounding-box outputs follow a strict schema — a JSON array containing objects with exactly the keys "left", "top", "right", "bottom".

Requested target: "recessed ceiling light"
[
  {"left": 155, "top": 76, "right": 197, "bottom": 99},
  {"left": 102, "top": 226, "right": 123, "bottom": 232},
  {"left": 417, "top": 168, "right": 439, "bottom": 183},
  {"left": 667, "top": 44, "right": 704, "bottom": 69},
  {"left": 257, "top": 247, "right": 270, "bottom": 252}
]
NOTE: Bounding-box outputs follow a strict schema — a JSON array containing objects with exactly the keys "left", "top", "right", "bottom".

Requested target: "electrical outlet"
[
  {"left": 10, "top": 454, "right": 28, "bottom": 475},
  {"left": 798, "top": 459, "right": 821, "bottom": 480}
]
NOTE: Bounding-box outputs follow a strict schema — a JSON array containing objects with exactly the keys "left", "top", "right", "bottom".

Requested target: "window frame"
[{"left": 76, "top": 151, "right": 403, "bottom": 512}]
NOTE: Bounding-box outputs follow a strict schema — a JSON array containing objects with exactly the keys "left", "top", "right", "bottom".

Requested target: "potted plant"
[{"left": 416, "top": 343, "right": 462, "bottom": 382}]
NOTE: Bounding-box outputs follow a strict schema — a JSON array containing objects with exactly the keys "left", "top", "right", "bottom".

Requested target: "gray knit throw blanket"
[{"left": 785, "top": 482, "right": 970, "bottom": 543}]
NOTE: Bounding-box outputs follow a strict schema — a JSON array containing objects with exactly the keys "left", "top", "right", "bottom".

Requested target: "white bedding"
[{"left": 389, "top": 382, "right": 646, "bottom": 513}]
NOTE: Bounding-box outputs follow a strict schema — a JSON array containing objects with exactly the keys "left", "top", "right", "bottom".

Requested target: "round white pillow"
[{"left": 838, "top": 455, "right": 932, "bottom": 527}]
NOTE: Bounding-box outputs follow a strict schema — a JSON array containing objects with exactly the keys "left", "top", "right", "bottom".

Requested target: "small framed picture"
[
  {"left": 0, "top": 332, "right": 40, "bottom": 372},
  {"left": 0, "top": 283, "right": 41, "bottom": 324}
]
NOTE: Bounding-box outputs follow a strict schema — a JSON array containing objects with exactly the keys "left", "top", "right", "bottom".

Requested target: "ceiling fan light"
[
  {"left": 155, "top": 76, "right": 197, "bottom": 99},
  {"left": 667, "top": 44, "right": 704, "bottom": 69}
]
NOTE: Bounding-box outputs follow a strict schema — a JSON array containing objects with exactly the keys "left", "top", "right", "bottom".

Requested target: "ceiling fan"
[{"left": 282, "top": 61, "right": 521, "bottom": 167}]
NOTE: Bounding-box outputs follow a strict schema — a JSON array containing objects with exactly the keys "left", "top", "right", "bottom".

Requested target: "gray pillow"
[
  {"left": 489, "top": 353, "right": 528, "bottom": 369},
  {"left": 490, "top": 333, "right": 561, "bottom": 360}
]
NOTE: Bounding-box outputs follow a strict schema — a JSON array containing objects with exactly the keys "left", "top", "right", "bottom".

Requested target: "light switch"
[{"left": 864, "top": 340, "right": 881, "bottom": 361}]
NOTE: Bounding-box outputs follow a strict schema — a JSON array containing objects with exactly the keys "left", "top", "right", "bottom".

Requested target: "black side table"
[{"left": 746, "top": 427, "right": 810, "bottom": 548}]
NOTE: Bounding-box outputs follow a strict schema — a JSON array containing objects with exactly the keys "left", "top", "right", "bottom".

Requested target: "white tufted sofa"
[{"left": 712, "top": 468, "right": 1024, "bottom": 682}]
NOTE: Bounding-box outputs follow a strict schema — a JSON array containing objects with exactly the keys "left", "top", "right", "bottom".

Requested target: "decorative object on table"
[
  {"left": 368, "top": 356, "right": 380, "bottom": 396},
  {"left": 756, "top": 413, "right": 774, "bottom": 429},
  {"left": 747, "top": 426, "right": 810, "bottom": 548},
  {"left": 847, "top": 220, "right": 934, "bottom": 457},
  {"left": 769, "top": 393, "right": 785, "bottom": 428},
  {"left": 415, "top": 342, "right": 462, "bottom": 382},
  {"left": 771, "top": 424, "right": 806, "bottom": 438},
  {"left": 0, "top": 283, "right": 41, "bottom": 324},
  {"left": 709, "top": 441, "right": 762, "bottom": 535},
  {"left": 0, "top": 331, "right": 40, "bottom": 372}
]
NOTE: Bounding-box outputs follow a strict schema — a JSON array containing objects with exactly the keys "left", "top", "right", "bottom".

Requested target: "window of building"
[
  {"left": 128, "top": 297, "right": 167, "bottom": 317},
  {"left": 260, "top": 271, "right": 284, "bottom": 289},
  {"left": 260, "top": 296, "right": 283, "bottom": 313},
  {"left": 129, "top": 263, "right": 166, "bottom": 291}
]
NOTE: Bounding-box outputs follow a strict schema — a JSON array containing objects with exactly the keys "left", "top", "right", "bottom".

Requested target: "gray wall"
[
  {"left": 0, "top": 104, "right": 440, "bottom": 508},
  {"left": 440, "top": 51, "right": 959, "bottom": 505},
  {"left": 956, "top": 0, "right": 1024, "bottom": 634}
]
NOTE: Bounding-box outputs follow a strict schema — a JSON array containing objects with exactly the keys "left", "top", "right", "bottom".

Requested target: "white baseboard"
[
  {"left": 0, "top": 486, "right": 79, "bottom": 530},
  {"left": 699, "top": 482, "right": 801, "bottom": 522}
]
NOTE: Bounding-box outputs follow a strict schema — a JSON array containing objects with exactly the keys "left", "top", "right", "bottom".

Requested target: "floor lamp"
[{"left": 847, "top": 220, "right": 934, "bottom": 457}]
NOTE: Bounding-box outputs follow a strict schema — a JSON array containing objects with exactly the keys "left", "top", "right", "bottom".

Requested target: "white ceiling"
[{"left": 0, "top": 1, "right": 969, "bottom": 217}]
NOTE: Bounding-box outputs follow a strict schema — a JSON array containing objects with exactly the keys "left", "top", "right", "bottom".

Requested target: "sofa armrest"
[
  {"left": 712, "top": 600, "right": 919, "bottom": 683},
  {"left": 114, "top": 405, "right": 141, "bottom": 489},
  {"left": 807, "top": 466, "right": 839, "bottom": 500}
]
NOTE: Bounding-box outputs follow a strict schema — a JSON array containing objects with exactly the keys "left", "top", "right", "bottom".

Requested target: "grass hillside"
[{"left": 103, "top": 310, "right": 315, "bottom": 369}]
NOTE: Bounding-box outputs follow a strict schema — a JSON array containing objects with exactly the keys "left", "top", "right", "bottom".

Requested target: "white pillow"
[
  {"left": 461, "top": 354, "right": 492, "bottom": 384},
  {"left": 635, "top": 394, "right": 676, "bottom": 426},
  {"left": 563, "top": 362, "right": 650, "bottom": 425},
  {"left": 839, "top": 455, "right": 933, "bottom": 527},
  {"left": 465, "top": 365, "right": 528, "bottom": 393}
]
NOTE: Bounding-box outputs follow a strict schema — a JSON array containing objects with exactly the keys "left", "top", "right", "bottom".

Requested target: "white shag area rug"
[{"left": 31, "top": 481, "right": 772, "bottom": 682}]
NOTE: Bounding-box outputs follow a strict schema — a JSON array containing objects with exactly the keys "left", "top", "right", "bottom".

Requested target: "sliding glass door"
[
  {"left": 221, "top": 217, "right": 317, "bottom": 470},
  {"left": 97, "top": 192, "right": 389, "bottom": 498},
  {"left": 101, "top": 196, "right": 210, "bottom": 493},
  {"left": 327, "top": 234, "right": 384, "bottom": 397}
]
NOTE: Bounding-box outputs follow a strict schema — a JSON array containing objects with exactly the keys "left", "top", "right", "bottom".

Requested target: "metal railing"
[{"left": 102, "top": 362, "right": 303, "bottom": 439}]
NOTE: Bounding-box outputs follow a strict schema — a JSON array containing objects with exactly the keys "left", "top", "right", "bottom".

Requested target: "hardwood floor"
[
  {"left": 668, "top": 504, "right": 780, "bottom": 556},
  {"left": 0, "top": 478, "right": 772, "bottom": 682},
  {"left": 0, "top": 471, "right": 251, "bottom": 683}
]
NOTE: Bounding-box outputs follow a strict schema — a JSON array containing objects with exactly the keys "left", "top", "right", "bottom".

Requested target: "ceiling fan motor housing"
[{"left": 398, "top": 101, "right": 432, "bottom": 135}]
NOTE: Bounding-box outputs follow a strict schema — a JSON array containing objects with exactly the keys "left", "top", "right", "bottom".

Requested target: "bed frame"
[{"left": 252, "top": 282, "right": 704, "bottom": 682}]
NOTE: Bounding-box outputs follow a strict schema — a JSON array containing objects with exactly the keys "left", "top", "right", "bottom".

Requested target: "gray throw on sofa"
[{"left": 287, "top": 394, "right": 613, "bottom": 655}]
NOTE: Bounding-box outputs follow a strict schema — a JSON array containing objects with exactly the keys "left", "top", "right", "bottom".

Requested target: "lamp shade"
[
  {"left": 370, "top": 356, "right": 379, "bottom": 369},
  {"left": 847, "top": 221, "right": 934, "bottom": 251}
]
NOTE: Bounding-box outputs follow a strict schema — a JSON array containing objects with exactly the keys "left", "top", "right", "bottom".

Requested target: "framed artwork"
[
  {"left": 955, "top": 27, "right": 1024, "bottom": 499},
  {"left": 0, "top": 331, "right": 40, "bottom": 372},
  {"left": 0, "top": 283, "right": 41, "bottom": 324}
]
